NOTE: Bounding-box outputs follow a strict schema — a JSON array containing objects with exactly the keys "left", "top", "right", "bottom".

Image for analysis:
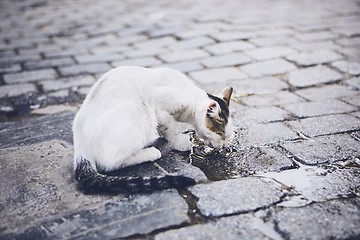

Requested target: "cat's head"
[{"left": 196, "top": 86, "right": 234, "bottom": 149}]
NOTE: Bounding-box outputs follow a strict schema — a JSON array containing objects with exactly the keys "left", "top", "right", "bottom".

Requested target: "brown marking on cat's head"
[{"left": 205, "top": 87, "right": 233, "bottom": 140}]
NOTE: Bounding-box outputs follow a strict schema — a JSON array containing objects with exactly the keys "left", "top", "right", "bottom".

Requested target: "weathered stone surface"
[
  {"left": 245, "top": 46, "right": 296, "bottom": 60},
  {"left": 286, "top": 49, "right": 342, "bottom": 66},
  {"left": 295, "top": 84, "right": 359, "bottom": 101},
  {"left": 240, "top": 59, "right": 297, "bottom": 78},
  {"left": 155, "top": 213, "right": 273, "bottom": 240},
  {"left": 204, "top": 40, "right": 256, "bottom": 55},
  {"left": 232, "top": 105, "right": 290, "bottom": 125},
  {"left": 0, "top": 83, "right": 37, "bottom": 98},
  {"left": 59, "top": 63, "right": 111, "bottom": 76},
  {"left": 189, "top": 177, "right": 284, "bottom": 217},
  {"left": 274, "top": 199, "right": 360, "bottom": 240},
  {"left": 159, "top": 49, "right": 209, "bottom": 63},
  {"left": 241, "top": 91, "right": 305, "bottom": 106},
  {"left": 157, "top": 61, "right": 204, "bottom": 73},
  {"left": 288, "top": 65, "right": 342, "bottom": 87},
  {"left": 3, "top": 69, "right": 58, "bottom": 84},
  {"left": 24, "top": 58, "right": 75, "bottom": 70},
  {"left": 331, "top": 60, "right": 360, "bottom": 75},
  {"left": 40, "top": 75, "right": 96, "bottom": 92},
  {"left": 200, "top": 53, "right": 252, "bottom": 68},
  {"left": 287, "top": 114, "right": 360, "bottom": 137},
  {"left": 238, "top": 122, "right": 298, "bottom": 146},
  {"left": 234, "top": 76, "right": 289, "bottom": 95},
  {"left": 282, "top": 99, "right": 357, "bottom": 118},
  {"left": 190, "top": 67, "right": 247, "bottom": 84},
  {"left": 281, "top": 134, "right": 360, "bottom": 164}
]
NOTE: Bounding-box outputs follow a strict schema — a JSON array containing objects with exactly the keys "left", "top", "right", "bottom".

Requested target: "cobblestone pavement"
[{"left": 1, "top": 0, "right": 360, "bottom": 239}]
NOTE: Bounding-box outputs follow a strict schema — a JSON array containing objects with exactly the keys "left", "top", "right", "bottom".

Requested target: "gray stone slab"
[
  {"left": 295, "top": 84, "right": 359, "bottom": 101},
  {"left": 295, "top": 31, "right": 337, "bottom": 42},
  {"left": 204, "top": 40, "right": 256, "bottom": 55},
  {"left": 288, "top": 65, "right": 342, "bottom": 87},
  {"left": 346, "top": 76, "right": 360, "bottom": 89},
  {"left": 155, "top": 213, "right": 273, "bottom": 240},
  {"left": 274, "top": 199, "right": 360, "bottom": 240},
  {"left": 59, "top": 63, "right": 111, "bottom": 77},
  {"left": 245, "top": 46, "right": 296, "bottom": 60},
  {"left": 24, "top": 58, "right": 75, "bottom": 70},
  {"left": 232, "top": 105, "right": 291, "bottom": 125},
  {"left": 241, "top": 91, "right": 305, "bottom": 106},
  {"left": 331, "top": 60, "right": 360, "bottom": 75},
  {"left": 40, "top": 75, "right": 96, "bottom": 92},
  {"left": 189, "top": 67, "right": 247, "bottom": 84},
  {"left": 3, "top": 69, "right": 58, "bottom": 84},
  {"left": 238, "top": 122, "right": 298, "bottom": 146},
  {"left": 282, "top": 134, "right": 360, "bottom": 164},
  {"left": 159, "top": 49, "right": 209, "bottom": 63},
  {"left": 286, "top": 50, "right": 342, "bottom": 66},
  {"left": 240, "top": 59, "right": 297, "bottom": 78},
  {"left": 75, "top": 53, "right": 124, "bottom": 64},
  {"left": 287, "top": 114, "right": 360, "bottom": 137},
  {"left": 156, "top": 61, "right": 204, "bottom": 73},
  {"left": 235, "top": 77, "right": 289, "bottom": 95},
  {"left": 0, "top": 83, "right": 37, "bottom": 98},
  {"left": 111, "top": 57, "right": 162, "bottom": 68},
  {"left": 200, "top": 53, "right": 252, "bottom": 68},
  {"left": 343, "top": 94, "right": 360, "bottom": 107},
  {"left": 282, "top": 99, "right": 357, "bottom": 118},
  {"left": 189, "top": 177, "right": 284, "bottom": 217}
]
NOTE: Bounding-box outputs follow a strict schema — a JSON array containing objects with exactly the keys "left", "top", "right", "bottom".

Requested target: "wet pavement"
[{"left": 0, "top": 0, "right": 360, "bottom": 239}]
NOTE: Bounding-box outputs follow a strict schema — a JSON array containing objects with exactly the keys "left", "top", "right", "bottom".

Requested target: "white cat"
[{"left": 73, "top": 66, "right": 233, "bottom": 193}]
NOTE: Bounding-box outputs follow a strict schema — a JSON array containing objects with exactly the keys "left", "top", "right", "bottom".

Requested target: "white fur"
[{"left": 73, "top": 66, "right": 233, "bottom": 172}]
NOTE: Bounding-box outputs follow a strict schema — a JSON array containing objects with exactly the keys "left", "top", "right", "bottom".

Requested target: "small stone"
[
  {"left": 240, "top": 59, "right": 297, "bottom": 78},
  {"left": 288, "top": 65, "right": 342, "bottom": 87}
]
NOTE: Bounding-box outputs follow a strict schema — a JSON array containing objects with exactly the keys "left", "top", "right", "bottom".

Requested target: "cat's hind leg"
[{"left": 122, "top": 147, "right": 161, "bottom": 168}]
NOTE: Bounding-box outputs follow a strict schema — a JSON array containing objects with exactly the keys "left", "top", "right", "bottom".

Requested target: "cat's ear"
[
  {"left": 206, "top": 101, "right": 220, "bottom": 118},
  {"left": 222, "top": 86, "right": 233, "bottom": 107}
]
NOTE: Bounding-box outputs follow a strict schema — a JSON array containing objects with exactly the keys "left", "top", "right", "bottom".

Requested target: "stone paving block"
[
  {"left": 210, "top": 31, "right": 259, "bottom": 42},
  {"left": 288, "top": 65, "right": 342, "bottom": 87},
  {"left": 232, "top": 105, "right": 291, "bottom": 125},
  {"left": 346, "top": 76, "right": 360, "bottom": 89},
  {"left": 287, "top": 114, "right": 360, "bottom": 137},
  {"left": 274, "top": 199, "right": 360, "bottom": 240},
  {"left": 235, "top": 77, "right": 289, "bottom": 95},
  {"left": 245, "top": 46, "right": 296, "bottom": 60},
  {"left": 155, "top": 213, "right": 272, "bottom": 240},
  {"left": 200, "top": 53, "right": 252, "bottom": 68},
  {"left": 240, "top": 59, "right": 297, "bottom": 78},
  {"left": 189, "top": 177, "right": 284, "bottom": 217},
  {"left": 111, "top": 57, "right": 162, "bottom": 68},
  {"left": 336, "top": 37, "right": 360, "bottom": 47},
  {"left": 286, "top": 49, "right": 342, "bottom": 66},
  {"left": 281, "top": 134, "right": 360, "bottom": 165},
  {"left": 290, "top": 41, "right": 339, "bottom": 51},
  {"left": 171, "top": 36, "right": 215, "bottom": 50},
  {"left": 75, "top": 53, "right": 124, "bottom": 64},
  {"left": 44, "top": 48, "right": 89, "bottom": 58},
  {"left": 134, "top": 36, "right": 177, "bottom": 49},
  {"left": 0, "top": 83, "right": 37, "bottom": 98},
  {"left": 3, "top": 68, "right": 58, "bottom": 84},
  {"left": 295, "top": 84, "right": 359, "bottom": 101},
  {"left": 336, "top": 47, "right": 360, "bottom": 61},
  {"left": 333, "top": 24, "right": 360, "bottom": 37},
  {"left": 125, "top": 47, "right": 168, "bottom": 58},
  {"left": 159, "top": 49, "right": 209, "bottom": 63},
  {"left": 189, "top": 67, "right": 247, "bottom": 84},
  {"left": 249, "top": 37, "right": 292, "bottom": 47},
  {"left": 239, "top": 122, "right": 298, "bottom": 146},
  {"left": 156, "top": 61, "right": 204, "bottom": 73},
  {"left": 282, "top": 99, "right": 356, "bottom": 118},
  {"left": 0, "top": 63, "right": 21, "bottom": 73},
  {"left": 295, "top": 31, "right": 338, "bottom": 42},
  {"left": 204, "top": 40, "right": 256, "bottom": 55},
  {"left": 24, "top": 58, "right": 75, "bottom": 70},
  {"left": 32, "top": 105, "right": 78, "bottom": 115},
  {"left": 0, "top": 53, "right": 42, "bottom": 64},
  {"left": 342, "top": 94, "right": 360, "bottom": 107},
  {"left": 331, "top": 60, "right": 360, "bottom": 75},
  {"left": 59, "top": 63, "right": 111, "bottom": 76},
  {"left": 241, "top": 91, "right": 305, "bottom": 106},
  {"left": 353, "top": 111, "right": 360, "bottom": 119},
  {"left": 40, "top": 75, "right": 96, "bottom": 92}
]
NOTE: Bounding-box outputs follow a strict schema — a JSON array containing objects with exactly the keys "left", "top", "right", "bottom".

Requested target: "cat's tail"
[{"left": 75, "top": 157, "right": 196, "bottom": 194}]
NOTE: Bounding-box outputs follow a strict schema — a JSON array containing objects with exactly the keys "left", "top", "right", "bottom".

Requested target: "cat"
[{"left": 73, "top": 66, "right": 233, "bottom": 194}]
